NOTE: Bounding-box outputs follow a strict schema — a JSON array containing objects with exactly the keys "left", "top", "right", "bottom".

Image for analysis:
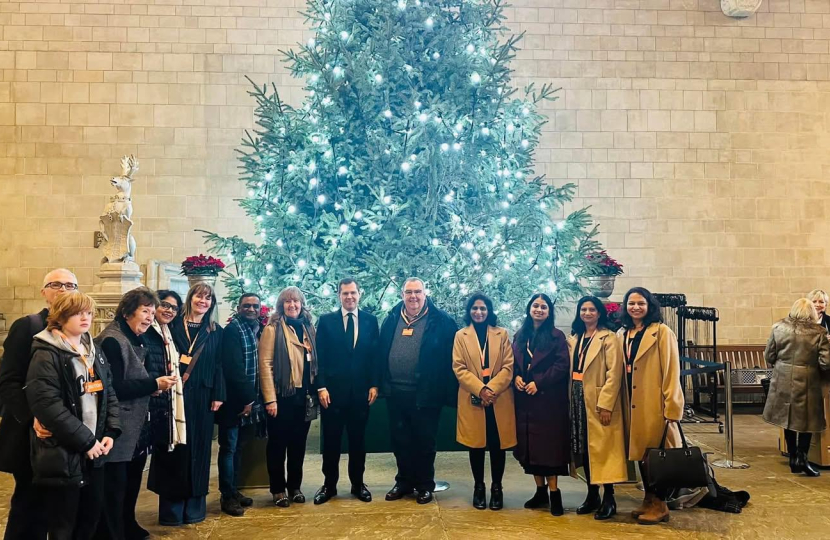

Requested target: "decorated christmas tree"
[{"left": 204, "top": 0, "right": 605, "bottom": 327}]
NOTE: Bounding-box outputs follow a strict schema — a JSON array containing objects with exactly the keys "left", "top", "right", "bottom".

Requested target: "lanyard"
[
  {"left": 624, "top": 328, "right": 644, "bottom": 373},
  {"left": 525, "top": 341, "right": 533, "bottom": 373},
  {"left": 576, "top": 332, "right": 594, "bottom": 373},
  {"left": 53, "top": 330, "right": 95, "bottom": 380},
  {"left": 476, "top": 336, "right": 490, "bottom": 378},
  {"left": 401, "top": 306, "right": 429, "bottom": 328},
  {"left": 184, "top": 320, "right": 202, "bottom": 355}
]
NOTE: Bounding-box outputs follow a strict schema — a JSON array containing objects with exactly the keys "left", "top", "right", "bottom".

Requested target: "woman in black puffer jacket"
[{"left": 25, "top": 291, "right": 121, "bottom": 540}]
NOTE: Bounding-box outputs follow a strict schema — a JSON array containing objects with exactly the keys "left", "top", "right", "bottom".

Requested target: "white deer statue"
[{"left": 99, "top": 155, "right": 139, "bottom": 263}]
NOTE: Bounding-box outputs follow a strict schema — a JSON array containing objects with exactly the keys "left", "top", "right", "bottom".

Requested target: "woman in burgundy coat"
[{"left": 513, "top": 293, "right": 571, "bottom": 516}]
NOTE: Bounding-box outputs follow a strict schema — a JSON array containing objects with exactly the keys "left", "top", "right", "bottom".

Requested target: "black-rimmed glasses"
[{"left": 44, "top": 282, "right": 78, "bottom": 291}]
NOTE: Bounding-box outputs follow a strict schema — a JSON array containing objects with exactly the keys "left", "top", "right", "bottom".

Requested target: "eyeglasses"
[
  {"left": 159, "top": 302, "right": 179, "bottom": 312},
  {"left": 403, "top": 289, "right": 423, "bottom": 296},
  {"left": 44, "top": 282, "right": 78, "bottom": 291},
  {"left": 240, "top": 303, "right": 261, "bottom": 310}
]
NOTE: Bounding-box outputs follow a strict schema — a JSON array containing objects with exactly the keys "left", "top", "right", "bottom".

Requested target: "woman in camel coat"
[
  {"left": 567, "top": 296, "right": 628, "bottom": 521},
  {"left": 618, "top": 287, "right": 684, "bottom": 526},
  {"left": 454, "top": 293, "right": 517, "bottom": 511}
]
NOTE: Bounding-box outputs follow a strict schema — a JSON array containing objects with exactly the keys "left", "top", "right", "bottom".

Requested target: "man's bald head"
[{"left": 41, "top": 268, "right": 79, "bottom": 308}]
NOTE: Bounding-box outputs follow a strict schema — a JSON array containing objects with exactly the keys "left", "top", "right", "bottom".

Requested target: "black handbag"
[{"left": 644, "top": 421, "right": 709, "bottom": 492}]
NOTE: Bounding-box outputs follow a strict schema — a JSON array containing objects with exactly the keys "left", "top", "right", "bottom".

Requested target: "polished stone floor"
[{"left": 1, "top": 414, "right": 828, "bottom": 539}]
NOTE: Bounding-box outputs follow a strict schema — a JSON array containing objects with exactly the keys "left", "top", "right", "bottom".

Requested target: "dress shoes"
[
  {"left": 272, "top": 492, "right": 290, "bottom": 507},
  {"left": 385, "top": 483, "right": 414, "bottom": 501},
  {"left": 489, "top": 483, "right": 504, "bottom": 511},
  {"left": 314, "top": 485, "right": 337, "bottom": 505},
  {"left": 125, "top": 522, "right": 151, "bottom": 540},
  {"left": 289, "top": 489, "right": 306, "bottom": 503},
  {"left": 416, "top": 490, "right": 434, "bottom": 504},
  {"left": 594, "top": 493, "right": 616, "bottom": 520},
  {"left": 797, "top": 452, "right": 821, "bottom": 477},
  {"left": 221, "top": 495, "right": 245, "bottom": 516},
  {"left": 351, "top": 484, "right": 372, "bottom": 502},
  {"left": 234, "top": 490, "right": 254, "bottom": 507},
  {"left": 472, "top": 483, "right": 487, "bottom": 510},
  {"left": 576, "top": 488, "right": 601, "bottom": 515}
]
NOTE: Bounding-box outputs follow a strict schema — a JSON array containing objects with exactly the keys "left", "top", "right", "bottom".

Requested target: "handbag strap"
[{"left": 659, "top": 420, "right": 689, "bottom": 450}]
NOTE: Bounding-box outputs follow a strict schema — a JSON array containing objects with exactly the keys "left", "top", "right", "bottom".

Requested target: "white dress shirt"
[{"left": 342, "top": 307, "right": 358, "bottom": 347}]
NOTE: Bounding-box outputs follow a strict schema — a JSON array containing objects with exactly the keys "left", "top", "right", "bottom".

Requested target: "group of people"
[{"left": 0, "top": 267, "right": 692, "bottom": 540}]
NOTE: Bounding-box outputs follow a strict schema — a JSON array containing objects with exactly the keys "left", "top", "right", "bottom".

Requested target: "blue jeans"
[{"left": 218, "top": 424, "right": 241, "bottom": 498}]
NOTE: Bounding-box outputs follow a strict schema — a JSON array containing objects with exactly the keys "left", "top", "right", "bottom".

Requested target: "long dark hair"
[
  {"left": 463, "top": 292, "right": 498, "bottom": 326},
  {"left": 620, "top": 287, "right": 663, "bottom": 329},
  {"left": 571, "top": 296, "right": 611, "bottom": 335},
  {"left": 515, "top": 293, "right": 555, "bottom": 351}
]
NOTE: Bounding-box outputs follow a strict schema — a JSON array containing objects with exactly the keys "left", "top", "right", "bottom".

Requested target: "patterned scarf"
[
  {"left": 151, "top": 320, "right": 186, "bottom": 450},
  {"left": 229, "top": 314, "right": 259, "bottom": 392}
]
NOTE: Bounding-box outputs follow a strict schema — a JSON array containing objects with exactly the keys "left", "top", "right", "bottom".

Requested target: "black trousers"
[
  {"left": 468, "top": 405, "right": 506, "bottom": 485},
  {"left": 4, "top": 467, "right": 48, "bottom": 540},
  {"left": 96, "top": 454, "right": 147, "bottom": 539},
  {"left": 266, "top": 395, "right": 311, "bottom": 494},
  {"left": 44, "top": 465, "right": 106, "bottom": 540},
  {"left": 387, "top": 391, "right": 441, "bottom": 492},
  {"left": 638, "top": 461, "right": 667, "bottom": 501},
  {"left": 321, "top": 400, "right": 369, "bottom": 488},
  {"left": 784, "top": 429, "right": 812, "bottom": 455}
]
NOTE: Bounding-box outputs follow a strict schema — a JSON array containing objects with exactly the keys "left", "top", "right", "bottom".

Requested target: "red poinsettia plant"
[
  {"left": 604, "top": 302, "right": 624, "bottom": 330},
  {"left": 181, "top": 254, "right": 226, "bottom": 276},
  {"left": 586, "top": 251, "right": 624, "bottom": 277}
]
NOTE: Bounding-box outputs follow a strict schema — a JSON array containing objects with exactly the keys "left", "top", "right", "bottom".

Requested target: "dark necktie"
[{"left": 346, "top": 313, "right": 355, "bottom": 351}]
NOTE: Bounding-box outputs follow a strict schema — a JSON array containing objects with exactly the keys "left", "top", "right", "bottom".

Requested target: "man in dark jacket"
[
  {"left": 0, "top": 268, "right": 78, "bottom": 540},
  {"left": 217, "top": 293, "right": 262, "bottom": 516},
  {"left": 378, "top": 277, "right": 458, "bottom": 505},
  {"left": 313, "top": 278, "right": 380, "bottom": 505}
]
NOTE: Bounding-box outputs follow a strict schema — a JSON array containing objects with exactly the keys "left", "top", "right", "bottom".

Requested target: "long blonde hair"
[{"left": 269, "top": 286, "right": 312, "bottom": 323}]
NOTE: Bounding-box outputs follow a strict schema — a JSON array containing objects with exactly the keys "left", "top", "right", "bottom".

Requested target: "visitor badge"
[
  {"left": 482, "top": 368, "right": 491, "bottom": 378},
  {"left": 572, "top": 372, "right": 584, "bottom": 381},
  {"left": 180, "top": 354, "right": 192, "bottom": 365},
  {"left": 402, "top": 328, "right": 414, "bottom": 336},
  {"left": 84, "top": 380, "right": 103, "bottom": 394},
  {"left": 626, "top": 364, "right": 632, "bottom": 374}
]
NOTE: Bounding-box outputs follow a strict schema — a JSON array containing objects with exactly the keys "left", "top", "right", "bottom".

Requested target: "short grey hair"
[
  {"left": 807, "top": 289, "right": 829, "bottom": 305},
  {"left": 790, "top": 298, "right": 818, "bottom": 321},
  {"left": 402, "top": 277, "right": 424, "bottom": 291}
]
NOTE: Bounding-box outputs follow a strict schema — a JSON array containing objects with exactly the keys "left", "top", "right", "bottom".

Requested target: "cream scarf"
[{"left": 152, "top": 320, "right": 186, "bottom": 450}]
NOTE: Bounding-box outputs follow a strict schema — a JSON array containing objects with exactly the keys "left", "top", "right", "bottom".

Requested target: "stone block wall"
[{"left": 1, "top": 0, "right": 829, "bottom": 343}]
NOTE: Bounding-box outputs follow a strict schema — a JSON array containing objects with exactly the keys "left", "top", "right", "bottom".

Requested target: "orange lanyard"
[
  {"left": 401, "top": 307, "right": 429, "bottom": 328},
  {"left": 476, "top": 337, "right": 490, "bottom": 378},
  {"left": 184, "top": 321, "right": 202, "bottom": 355},
  {"left": 525, "top": 342, "right": 533, "bottom": 373},
  {"left": 576, "top": 332, "right": 594, "bottom": 373},
  {"left": 53, "top": 330, "right": 95, "bottom": 380}
]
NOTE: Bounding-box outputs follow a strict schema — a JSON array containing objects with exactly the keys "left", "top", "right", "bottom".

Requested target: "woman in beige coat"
[
  {"left": 618, "top": 287, "right": 684, "bottom": 526},
  {"left": 453, "top": 293, "right": 517, "bottom": 511},
  {"left": 567, "top": 296, "right": 628, "bottom": 521},
  {"left": 763, "top": 298, "right": 830, "bottom": 477}
]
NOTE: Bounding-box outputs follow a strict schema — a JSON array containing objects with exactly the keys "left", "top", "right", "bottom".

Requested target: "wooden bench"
[{"left": 684, "top": 344, "right": 767, "bottom": 410}]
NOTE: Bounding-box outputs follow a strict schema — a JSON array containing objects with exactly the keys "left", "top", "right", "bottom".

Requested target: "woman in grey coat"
[{"left": 763, "top": 298, "right": 830, "bottom": 477}]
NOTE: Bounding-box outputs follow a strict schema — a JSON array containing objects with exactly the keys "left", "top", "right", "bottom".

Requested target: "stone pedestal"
[{"left": 89, "top": 261, "right": 144, "bottom": 335}]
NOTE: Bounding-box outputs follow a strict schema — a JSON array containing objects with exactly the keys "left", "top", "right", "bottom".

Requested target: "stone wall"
[{"left": 1, "top": 0, "right": 829, "bottom": 343}]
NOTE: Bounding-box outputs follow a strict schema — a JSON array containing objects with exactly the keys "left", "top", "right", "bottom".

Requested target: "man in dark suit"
[
  {"left": 0, "top": 268, "right": 78, "bottom": 540},
  {"left": 313, "top": 278, "right": 380, "bottom": 504}
]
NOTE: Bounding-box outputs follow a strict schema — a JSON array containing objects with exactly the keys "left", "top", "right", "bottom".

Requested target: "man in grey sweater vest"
[{"left": 377, "top": 277, "right": 458, "bottom": 505}]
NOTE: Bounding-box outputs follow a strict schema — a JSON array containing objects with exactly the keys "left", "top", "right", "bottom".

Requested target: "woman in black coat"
[
  {"left": 148, "top": 282, "right": 225, "bottom": 526},
  {"left": 512, "top": 293, "right": 571, "bottom": 516},
  {"left": 25, "top": 291, "right": 121, "bottom": 540}
]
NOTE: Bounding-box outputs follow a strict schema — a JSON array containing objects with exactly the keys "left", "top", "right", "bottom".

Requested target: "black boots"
[
  {"left": 797, "top": 452, "right": 821, "bottom": 477},
  {"left": 576, "top": 485, "right": 601, "bottom": 515},
  {"left": 595, "top": 487, "right": 617, "bottom": 520},
  {"left": 789, "top": 453, "right": 802, "bottom": 473},
  {"left": 473, "top": 483, "right": 486, "bottom": 510},
  {"left": 524, "top": 485, "right": 549, "bottom": 509},
  {"left": 549, "top": 489, "right": 564, "bottom": 516},
  {"left": 489, "top": 483, "right": 504, "bottom": 511}
]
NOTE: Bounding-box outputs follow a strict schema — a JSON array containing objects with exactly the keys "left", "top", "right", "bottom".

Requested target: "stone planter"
[
  {"left": 586, "top": 276, "right": 616, "bottom": 299},
  {"left": 186, "top": 274, "right": 218, "bottom": 290}
]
